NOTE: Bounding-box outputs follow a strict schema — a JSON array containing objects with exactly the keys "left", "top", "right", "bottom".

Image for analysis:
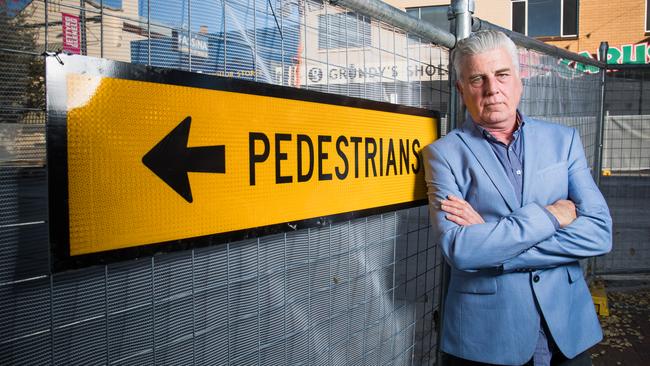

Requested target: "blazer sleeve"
[
  {"left": 502, "top": 128, "right": 613, "bottom": 272},
  {"left": 423, "top": 142, "right": 557, "bottom": 272}
]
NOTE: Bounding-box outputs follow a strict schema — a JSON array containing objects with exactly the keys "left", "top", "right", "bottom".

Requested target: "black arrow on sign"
[{"left": 142, "top": 116, "right": 225, "bottom": 203}]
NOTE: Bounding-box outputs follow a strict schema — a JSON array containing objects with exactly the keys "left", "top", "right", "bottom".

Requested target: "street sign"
[{"left": 46, "top": 55, "right": 439, "bottom": 270}]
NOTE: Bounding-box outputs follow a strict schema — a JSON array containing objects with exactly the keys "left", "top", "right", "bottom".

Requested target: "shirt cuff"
[{"left": 537, "top": 203, "right": 560, "bottom": 230}]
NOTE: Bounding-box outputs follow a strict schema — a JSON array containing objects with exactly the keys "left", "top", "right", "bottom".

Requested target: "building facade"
[
  {"left": 511, "top": 0, "right": 650, "bottom": 65},
  {"left": 384, "top": 0, "right": 511, "bottom": 30},
  {"left": 390, "top": 0, "right": 650, "bottom": 65}
]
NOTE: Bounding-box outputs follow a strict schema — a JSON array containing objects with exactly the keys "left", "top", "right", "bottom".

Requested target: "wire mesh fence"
[
  {"left": 515, "top": 45, "right": 605, "bottom": 276},
  {"left": 517, "top": 47, "right": 602, "bottom": 174},
  {"left": 3, "top": 0, "right": 646, "bottom": 364},
  {"left": 1, "top": 0, "right": 448, "bottom": 365},
  {"left": 595, "top": 66, "right": 650, "bottom": 274}
]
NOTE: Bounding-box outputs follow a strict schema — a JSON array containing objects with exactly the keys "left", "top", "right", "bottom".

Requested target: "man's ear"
[{"left": 455, "top": 80, "right": 464, "bottom": 97}]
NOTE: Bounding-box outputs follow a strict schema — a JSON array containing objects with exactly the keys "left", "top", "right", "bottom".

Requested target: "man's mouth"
[{"left": 485, "top": 102, "right": 503, "bottom": 107}]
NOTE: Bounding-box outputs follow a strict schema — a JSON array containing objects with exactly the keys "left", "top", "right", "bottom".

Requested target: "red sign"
[{"left": 62, "top": 13, "right": 81, "bottom": 55}]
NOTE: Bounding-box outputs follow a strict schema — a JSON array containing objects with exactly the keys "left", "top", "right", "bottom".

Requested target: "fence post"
[
  {"left": 448, "top": 0, "right": 473, "bottom": 131},
  {"left": 450, "top": 0, "right": 473, "bottom": 40},
  {"left": 438, "top": 2, "right": 474, "bottom": 364},
  {"left": 594, "top": 41, "right": 609, "bottom": 186},
  {"left": 589, "top": 41, "right": 608, "bottom": 279}
]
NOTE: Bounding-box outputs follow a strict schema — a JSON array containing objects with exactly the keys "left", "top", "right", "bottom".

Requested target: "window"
[
  {"left": 562, "top": 0, "right": 578, "bottom": 36},
  {"left": 512, "top": 1, "right": 526, "bottom": 34},
  {"left": 101, "top": 0, "right": 122, "bottom": 9},
  {"left": 406, "top": 5, "right": 450, "bottom": 32},
  {"left": 318, "top": 12, "right": 371, "bottom": 49},
  {"left": 511, "top": 0, "right": 578, "bottom": 38},
  {"left": 87, "top": 0, "right": 123, "bottom": 9},
  {"left": 5, "top": 0, "right": 34, "bottom": 16}
]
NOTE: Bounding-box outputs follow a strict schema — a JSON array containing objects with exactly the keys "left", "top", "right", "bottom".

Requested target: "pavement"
[{"left": 589, "top": 277, "right": 650, "bottom": 365}]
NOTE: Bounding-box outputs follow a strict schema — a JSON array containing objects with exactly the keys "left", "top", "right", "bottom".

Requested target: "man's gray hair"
[{"left": 451, "top": 30, "right": 520, "bottom": 79}]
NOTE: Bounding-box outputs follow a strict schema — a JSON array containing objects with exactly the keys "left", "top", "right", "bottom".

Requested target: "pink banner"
[{"left": 62, "top": 13, "right": 81, "bottom": 55}]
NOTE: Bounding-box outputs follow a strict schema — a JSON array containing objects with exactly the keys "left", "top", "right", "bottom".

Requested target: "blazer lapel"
[
  {"left": 521, "top": 116, "right": 538, "bottom": 205},
  {"left": 457, "top": 119, "right": 520, "bottom": 211}
]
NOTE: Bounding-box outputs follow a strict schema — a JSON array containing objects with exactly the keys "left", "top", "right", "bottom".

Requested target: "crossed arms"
[{"left": 423, "top": 129, "right": 612, "bottom": 272}]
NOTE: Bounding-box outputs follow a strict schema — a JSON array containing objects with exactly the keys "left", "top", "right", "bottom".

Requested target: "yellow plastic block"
[{"left": 590, "top": 284, "right": 609, "bottom": 317}]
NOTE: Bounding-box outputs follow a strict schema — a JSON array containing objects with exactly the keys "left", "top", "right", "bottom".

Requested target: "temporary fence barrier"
[
  {"left": 1, "top": 0, "right": 449, "bottom": 365},
  {"left": 595, "top": 64, "right": 650, "bottom": 274},
  {"left": 2, "top": 1, "right": 644, "bottom": 365}
]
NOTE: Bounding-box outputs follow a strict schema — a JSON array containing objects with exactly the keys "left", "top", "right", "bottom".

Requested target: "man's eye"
[
  {"left": 497, "top": 73, "right": 509, "bottom": 79},
  {"left": 469, "top": 77, "right": 483, "bottom": 85}
]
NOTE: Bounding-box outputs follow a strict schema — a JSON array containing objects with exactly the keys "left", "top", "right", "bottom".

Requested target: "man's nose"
[{"left": 484, "top": 76, "right": 499, "bottom": 95}]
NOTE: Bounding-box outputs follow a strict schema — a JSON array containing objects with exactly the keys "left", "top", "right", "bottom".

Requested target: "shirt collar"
[{"left": 476, "top": 111, "right": 525, "bottom": 144}]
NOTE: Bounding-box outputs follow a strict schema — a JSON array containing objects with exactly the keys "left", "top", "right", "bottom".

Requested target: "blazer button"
[{"left": 533, "top": 275, "right": 540, "bottom": 283}]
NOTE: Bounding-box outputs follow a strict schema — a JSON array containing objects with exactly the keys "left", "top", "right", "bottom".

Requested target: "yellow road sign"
[{"left": 47, "top": 55, "right": 438, "bottom": 267}]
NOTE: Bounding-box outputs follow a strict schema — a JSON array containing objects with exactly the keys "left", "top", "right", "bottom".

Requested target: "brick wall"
[{"left": 545, "top": 0, "right": 647, "bottom": 59}]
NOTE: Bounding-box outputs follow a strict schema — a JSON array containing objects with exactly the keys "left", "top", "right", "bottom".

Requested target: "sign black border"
[{"left": 46, "top": 54, "right": 440, "bottom": 272}]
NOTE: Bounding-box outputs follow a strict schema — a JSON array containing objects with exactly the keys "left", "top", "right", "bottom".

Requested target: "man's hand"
[
  {"left": 545, "top": 199, "right": 577, "bottom": 228},
  {"left": 440, "top": 195, "right": 485, "bottom": 226}
]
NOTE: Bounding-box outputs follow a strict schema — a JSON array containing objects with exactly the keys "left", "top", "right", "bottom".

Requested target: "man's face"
[{"left": 456, "top": 47, "right": 522, "bottom": 129}]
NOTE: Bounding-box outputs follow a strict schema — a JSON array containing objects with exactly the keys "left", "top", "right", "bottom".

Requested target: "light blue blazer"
[{"left": 423, "top": 115, "right": 612, "bottom": 365}]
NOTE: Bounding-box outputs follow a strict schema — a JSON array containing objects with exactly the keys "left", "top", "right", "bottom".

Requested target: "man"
[{"left": 423, "top": 30, "right": 612, "bottom": 366}]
